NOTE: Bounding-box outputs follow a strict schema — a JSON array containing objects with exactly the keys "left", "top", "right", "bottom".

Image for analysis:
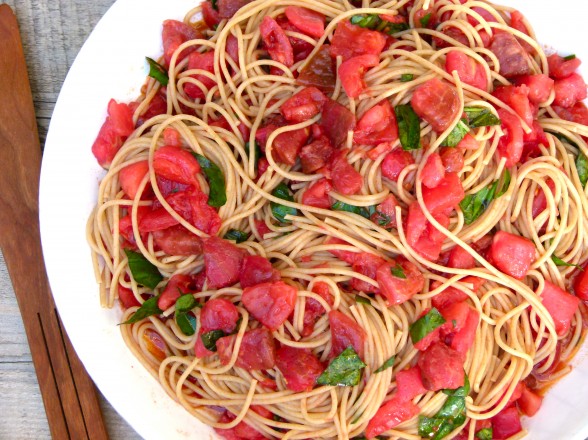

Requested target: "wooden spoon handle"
[{"left": 0, "top": 5, "right": 108, "bottom": 439}]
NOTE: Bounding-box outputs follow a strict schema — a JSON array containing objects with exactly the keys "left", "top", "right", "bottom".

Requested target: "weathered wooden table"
[{"left": 0, "top": 0, "right": 141, "bottom": 438}]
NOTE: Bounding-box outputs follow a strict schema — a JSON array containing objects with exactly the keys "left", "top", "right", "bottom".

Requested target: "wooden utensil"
[{"left": 0, "top": 5, "right": 108, "bottom": 440}]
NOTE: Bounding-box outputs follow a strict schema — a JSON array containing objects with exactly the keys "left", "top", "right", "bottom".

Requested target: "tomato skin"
[
  {"left": 135, "top": 93, "right": 168, "bottom": 127},
  {"left": 431, "top": 282, "right": 470, "bottom": 311},
  {"left": 119, "top": 161, "right": 149, "bottom": 200},
  {"left": 553, "top": 73, "right": 587, "bottom": 108},
  {"left": 324, "top": 236, "right": 358, "bottom": 265},
  {"left": 188, "top": 190, "right": 222, "bottom": 235},
  {"left": 158, "top": 274, "right": 195, "bottom": 311},
  {"left": 328, "top": 150, "right": 363, "bottom": 195},
  {"left": 138, "top": 208, "right": 180, "bottom": 233},
  {"left": 513, "top": 74, "right": 554, "bottom": 104},
  {"left": 509, "top": 10, "right": 534, "bottom": 54},
  {"left": 540, "top": 280, "right": 580, "bottom": 336},
  {"left": 216, "top": 327, "right": 276, "bottom": 371},
  {"left": 272, "top": 126, "right": 310, "bottom": 166},
  {"left": 405, "top": 201, "right": 449, "bottom": 261},
  {"left": 456, "top": 133, "right": 479, "bottom": 150},
  {"left": 492, "top": 85, "right": 535, "bottom": 127},
  {"left": 242, "top": 281, "right": 297, "bottom": 330},
  {"left": 489, "top": 31, "right": 531, "bottom": 78},
  {"left": 92, "top": 99, "right": 135, "bottom": 167},
  {"left": 162, "top": 20, "right": 201, "bottom": 66},
  {"left": 449, "top": 307, "right": 480, "bottom": 355},
  {"left": 422, "top": 172, "right": 464, "bottom": 216},
  {"left": 301, "top": 178, "right": 332, "bottom": 209},
  {"left": 201, "top": 1, "right": 221, "bottom": 29},
  {"left": 284, "top": 6, "right": 325, "bottom": 38},
  {"left": 548, "top": 53, "right": 582, "bottom": 79},
  {"left": 280, "top": 87, "right": 326, "bottom": 123},
  {"left": 239, "top": 255, "right": 280, "bottom": 288},
  {"left": 489, "top": 231, "right": 535, "bottom": 279},
  {"left": 418, "top": 342, "right": 465, "bottom": 391},
  {"left": 297, "top": 45, "right": 336, "bottom": 94},
  {"left": 439, "top": 147, "right": 464, "bottom": 173},
  {"left": 517, "top": 383, "right": 543, "bottom": 416},
  {"left": 330, "top": 20, "right": 387, "bottom": 61},
  {"left": 491, "top": 406, "right": 522, "bottom": 440},
  {"left": 350, "top": 253, "right": 386, "bottom": 294},
  {"left": 396, "top": 366, "right": 427, "bottom": 402},
  {"left": 260, "top": 16, "right": 294, "bottom": 67},
  {"left": 411, "top": 78, "right": 460, "bottom": 133},
  {"left": 338, "top": 54, "right": 380, "bottom": 98},
  {"left": 201, "top": 298, "right": 240, "bottom": 333},
  {"left": 329, "top": 309, "right": 367, "bottom": 360},
  {"left": 447, "top": 246, "right": 475, "bottom": 269},
  {"left": 320, "top": 98, "right": 356, "bottom": 147},
  {"left": 381, "top": 149, "right": 415, "bottom": 181},
  {"left": 153, "top": 146, "right": 201, "bottom": 186},
  {"left": 184, "top": 51, "right": 216, "bottom": 100},
  {"left": 573, "top": 264, "right": 588, "bottom": 300},
  {"left": 118, "top": 284, "right": 141, "bottom": 309},
  {"left": 275, "top": 346, "right": 325, "bottom": 392},
  {"left": 531, "top": 178, "right": 555, "bottom": 219},
  {"left": 445, "top": 50, "right": 487, "bottom": 90},
  {"left": 433, "top": 26, "right": 470, "bottom": 49},
  {"left": 376, "top": 259, "right": 424, "bottom": 305},
  {"left": 354, "top": 100, "right": 399, "bottom": 146},
  {"left": 365, "top": 396, "right": 420, "bottom": 439},
  {"left": 203, "top": 236, "right": 246, "bottom": 289},
  {"left": 300, "top": 136, "right": 335, "bottom": 174},
  {"left": 371, "top": 194, "right": 398, "bottom": 229},
  {"left": 214, "top": 410, "right": 266, "bottom": 440},
  {"left": 421, "top": 153, "right": 445, "bottom": 189},
  {"left": 302, "top": 282, "right": 334, "bottom": 336},
  {"left": 496, "top": 108, "right": 524, "bottom": 167},
  {"left": 152, "top": 225, "right": 203, "bottom": 256},
  {"left": 554, "top": 102, "right": 588, "bottom": 125}
]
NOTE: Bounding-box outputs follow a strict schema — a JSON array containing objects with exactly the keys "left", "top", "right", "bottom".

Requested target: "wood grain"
[{"left": 0, "top": 4, "right": 107, "bottom": 439}]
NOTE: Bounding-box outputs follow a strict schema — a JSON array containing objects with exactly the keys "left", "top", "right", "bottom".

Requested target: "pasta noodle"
[{"left": 87, "top": 0, "right": 588, "bottom": 438}]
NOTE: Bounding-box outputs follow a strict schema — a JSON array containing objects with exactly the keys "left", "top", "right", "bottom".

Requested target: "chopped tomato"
[
  {"left": 276, "top": 15, "right": 315, "bottom": 61},
  {"left": 138, "top": 207, "right": 179, "bottom": 233},
  {"left": 184, "top": 51, "right": 216, "bottom": 100},
  {"left": 421, "top": 153, "right": 445, "bottom": 189},
  {"left": 201, "top": 1, "right": 221, "bottom": 29},
  {"left": 496, "top": 108, "right": 524, "bottom": 167},
  {"left": 152, "top": 225, "right": 203, "bottom": 256},
  {"left": 153, "top": 146, "right": 201, "bottom": 186},
  {"left": 492, "top": 406, "right": 522, "bottom": 440},
  {"left": 489, "top": 31, "right": 531, "bottom": 78},
  {"left": 456, "top": 133, "right": 479, "bottom": 150},
  {"left": 431, "top": 282, "right": 469, "bottom": 311},
  {"left": 509, "top": 10, "right": 535, "bottom": 54},
  {"left": 91, "top": 99, "right": 135, "bottom": 167},
  {"left": 376, "top": 259, "right": 424, "bottom": 305},
  {"left": 214, "top": 409, "right": 265, "bottom": 440},
  {"left": 411, "top": 78, "right": 460, "bottom": 133},
  {"left": 548, "top": 53, "right": 582, "bottom": 79},
  {"left": 324, "top": 236, "right": 358, "bottom": 265},
  {"left": 433, "top": 26, "right": 470, "bottom": 49},
  {"left": 354, "top": 100, "right": 399, "bottom": 146},
  {"left": 329, "top": 309, "right": 366, "bottom": 359},
  {"left": 201, "top": 298, "right": 240, "bottom": 333},
  {"left": 203, "top": 236, "right": 246, "bottom": 289},
  {"left": 350, "top": 253, "right": 386, "bottom": 294},
  {"left": 162, "top": 20, "right": 201, "bottom": 66},
  {"left": 297, "top": 45, "right": 336, "bottom": 94},
  {"left": 119, "top": 161, "right": 149, "bottom": 200},
  {"left": 284, "top": 6, "right": 325, "bottom": 38},
  {"left": 339, "top": 54, "right": 380, "bottom": 98},
  {"left": 439, "top": 300, "right": 471, "bottom": 334},
  {"left": 301, "top": 282, "right": 334, "bottom": 337},
  {"left": 513, "top": 74, "right": 554, "bottom": 104},
  {"left": 117, "top": 284, "right": 140, "bottom": 309},
  {"left": 239, "top": 255, "right": 280, "bottom": 288},
  {"left": 422, "top": 172, "right": 464, "bottom": 215},
  {"left": 371, "top": 194, "right": 398, "bottom": 229},
  {"left": 280, "top": 87, "right": 326, "bottom": 123},
  {"left": 302, "top": 178, "right": 332, "bottom": 209},
  {"left": 492, "top": 85, "right": 535, "bottom": 127},
  {"left": 439, "top": 147, "right": 464, "bottom": 173},
  {"left": 448, "top": 246, "right": 476, "bottom": 269},
  {"left": 272, "top": 126, "right": 310, "bottom": 165},
  {"left": 320, "top": 98, "right": 356, "bottom": 147},
  {"left": 300, "top": 136, "right": 335, "bottom": 174},
  {"left": 573, "top": 264, "right": 588, "bottom": 300},
  {"left": 158, "top": 274, "right": 195, "bottom": 311},
  {"left": 276, "top": 346, "right": 325, "bottom": 392},
  {"left": 188, "top": 191, "right": 222, "bottom": 235},
  {"left": 418, "top": 342, "right": 465, "bottom": 391},
  {"left": 136, "top": 93, "right": 168, "bottom": 127},
  {"left": 217, "top": 0, "right": 252, "bottom": 18},
  {"left": 531, "top": 178, "right": 555, "bottom": 219},
  {"left": 445, "top": 50, "right": 487, "bottom": 90},
  {"left": 242, "top": 281, "right": 297, "bottom": 330},
  {"left": 156, "top": 176, "right": 190, "bottom": 197},
  {"left": 381, "top": 149, "right": 415, "bottom": 181},
  {"left": 255, "top": 115, "right": 286, "bottom": 150},
  {"left": 554, "top": 73, "right": 587, "bottom": 108},
  {"left": 517, "top": 383, "right": 543, "bottom": 416},
  {"left": 522, "top": 120, "right": 549, "bottom": 160},
  {"left": 449, "top": 307, "right": 480, "bottom": 355},
  {"left": 162, "top": 127, "right": 181, "bottom": 147},
  {"left": 216, "top": 327, "right": 276, "bottom": 371},
  {"left": 330, "top": 20, "right": 386, "bottom": 61},
  {"left": 328, "top": 150, "right": 363, "bottom": 195},
  {"left": 414, "top": 323, "right": 441, "bottom": 352},
  {"left": 260, "top": 16, "right": 294, "bottom": 67},
  {"left": 365, "top": 396, "right": 420, "bottom": 439},
  {"left": 489, "top": 230, "right": 535, "bottom": 279},
  {"left": 554, "top": 102, "right": 588, "bottom": 125},
  {"left": 396, "top": 366, "right": 427, "bottom": 402},
  {"left": 405, "top": 201, "right": 449, "bottom": 261},
  {"left": 540, "top": 280, "right": 580, "bottom": 336}
]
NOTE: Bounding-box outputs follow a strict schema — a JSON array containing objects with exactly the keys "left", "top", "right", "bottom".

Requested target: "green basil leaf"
[
  {"left": 211, "top": 0, "right": 218, "bottom": 10},
  {"left": 271, "top": 182, "right": 298, "bottom": 223},
  {"left": 146, "top": 57, "right": 169, "bottom": 86},
  {"left": 121, "top": 295, "right": 162, "bottom": 325},
  {"left": 316, "top": 346, "right": 367, "bottom": 386},
  {"left": 386, "top": 22, "right": 409, "bottom": 34},
  {"left": 224, "top": 229, "right": 249, "bottom": 243},
  {"left": 463, "top": 107, "right": 501, "bottom": 128},
  {"left": 176, "top": 312, "right": 196, "bottom": 336},
  {"left": 193, "top": 153, "right": 227, "bottom": 207},
  {"left": 476, "top": 428, "right": 493, "bottom": 440},
  {"left": 390, "top": 264, "right": 406, "bottom": 279},
  {"left": 441, "top": 119, "right": 469, "bottom": 147},
  {"left": 350, "top": 14, "right": 382, "bottom": 29},
  {"left": 443, "top": 375, "right": 470, "bottom": 397},
  {"left": 332, "top": 201, "right": 371, "bottom": 218},
  {"left": 124, "top": 249, "right": 163, "bottom": 289},
  {"left": 420, "top": 13, "right": 432, "bottom": 27},
  {"left": 495, "top": 169, "right": 511, "bottom": 198},
  {"left": 400, "top": 73, "right": 414, "bottom": 82},
  {"left": 564, "top": 54, "right": 576, "bottom": 61},
  {"left": 175, "top": 293, "right": 197, "bottom": 313},
  {"left": 552, "top": 254, "right": 583, "bottom": 270},
  {"left": 201, "top": 329, "right": 226, "bottom": 352},
  {"left": 576, "top": 152, "right": 588, "bottom": 187},
  {"left": 460, "top": 169, "right": 510, "bottom": 224},
  {"left": 395, "top": 104, "right": 421, "bottom": 151},
  {"left": 372, "top": 210, "right": 392, "bottom": 226},
  {"left": 410, "top": 308, "right": 446, "bottom": 344},
  {"left": 355, "top": 295, "right": 372, "bottom": 305},
  {"left": 374, "top": 355, "right": 395, "bottom": 373}
]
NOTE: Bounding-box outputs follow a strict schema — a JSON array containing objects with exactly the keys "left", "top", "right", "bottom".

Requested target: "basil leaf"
[
  {"left": 201, "top": 329, "right": 226, "bottom": 352},
  {"left": 459, "top": 169, "right": 510, "bottom": 225},
  {"left": 420, "top": 13, "right": 432, "bottom": 27},
  {"left": 374, "top": 355, "right": 395, "bottom": 373},
  {"left": 552, "top": 254, "right": 583, "bottom": 270},
  {"left": 390, "top": 264, "right": 406, "bottom": 279},
  {"left": 332, "top": 200, "right": 371, "bottom": 218},
  {"left": 146, "top": 57, "right": 169, "bottom": 86},
  {"left": 124, "top": 249, "right": 163, "bottom": 289},
  {"left": 175, "top": 293, "right": 197, "bottom": 313},
  {"left": 211, "top": 0, "right": 218, "bottom": 10},
  {"left": 355, "top": 295, "right": 372, "bottom": 305},
  {"left": 224, "top": 229, "right": 249, "bottom": 243},
  {"left": 193, "top": 153, "right": 227, "bottom": 207},
  {"left": 386, "top": 22, "right": 409, "bottom": 34},
  {"left": 441, "top": 119, "right": 469, "bottom": 147},
  {"left": 176, "top": 312, "right": 196, "bottom": 336},
  {"left": 316, "top": 346, "right": 367, "bottom": 386},
  {"left": 410, "top": 308, "right": 446, "bottom": 344},
  {"left": 476, "top": 428, "right": 493, "bottom": 440},
  {"left": 495, "top": 169, "right": 511, "bottom": 198},
  {"left": 564, "top": 54, "right": 576, "bottom": 61},
  {"left": 350, "top": 14, "right": 382, "bottom": 29},
  {"left": 271, "top": 182, "right": 298, "bottom": 223},
  {"left": 444, "top": 375, "right": 470, "bottom": 397},
  {"left": 400, "top": 73, "right": 414, "bottom": 82},
  {"left": 463, "top": 107, "right": 501, "bottom": 128},
  {"left": 121, "top": 295, "right": 162, "bottom": 325},
  {"left": 372, "top": 210, "right": 392, "bottom": 226},
  {"left": 576, "top": 152, "right": 588, "bottom": 187},
  {"left": 395, "top": 104, "right": 421, "bottom": 151}
]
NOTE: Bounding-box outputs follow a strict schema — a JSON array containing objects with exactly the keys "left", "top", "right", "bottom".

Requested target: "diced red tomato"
[
  {"left": 496, "top": 108, "right": 524, "bottom": 167},
  {"left": 433, "top": 26, "right": 470, "bottom": 49},
  {"left": 300, "top": 136, "right": 334, "bottom": 174},
  {"left": 554, "top": 73, "right": 587, "bottom": 108},
  {"left": 376, "top": 259, "right": 424, "bottom": 305},
  {"left": 201, "top": 1, "right": 221, "bottom": 29},
  {"left": 492, "top": 85, "right": 535, "bottom": 127},
  {"left": 302, "top": 178, "right": 332, "bottom": 209},
  {"left": 422, "top": 172, "right": 464, "bottom": 215},
  {"left": 489, "top": 31, "right": 531, "bottom": 78},
  {"left": 371, "top": 194, "right": 398, "bottom": 229},
  {"left": 153, "top": 146, "right": 201, "bottom": 186},
  {"left": 492, "top": 406, "right": 522, "bottom": 440},
  {"left": 421, "top": 153, "right": 445, "bottom": 189},
  {"left": 540, "top": 280, "right": 580, "bottom": 336},
  {"left": 573, "top": 264, "right": 588, "bottom": 300},
  {"left": 275, "top": 346, "right": 325, "bottom": 392},
  {"left": 200, "top": 298, "right": 240, "bottom": 333},
  {"left": 531, "top": 178, "right": 555, "bottom": 218},
  {"left": 225, "top": 34, "right": 240, "bottom": 67},
  {"left": 517, "top": 383, "right": 543, "bottom": 416},
  {"left": 405, "top": 201, "right": 449, "bottom": 261},
  {"left": 162, "top": 20, "right": 201, "bottom": 66},
  {"left": 217, "top": 0, "right": 252, "bottom": 19},
  {"left": 92, "top": 99, "right": 135, "bottom": 167},
  {"left": 445, "top": 50, "right": 487, "bottom": 90},
  {"left": 302, "top": 281, "right": 334, "bottom": 336},
  {"left": 440, "top": 301, "right": 471, "bottom": 334},
  {"left": 214, "top": 409, "right": 266, "bottom": 440},
  {"left": 276, "top": 15, "right": 315, "bottom": 61},
  {"left": 138, "top": 207, "right": 179, "bottom": 233},
  {"left": 203, "top": 236, "right": 246, "bottom": 289},
  {"left": 381, "top": 149, "right": 415, "bottom": 181},
  {"left": 457, "top": 133, "right": 479, "bottom": 150},
  {"left": 509, "top": 10, "right": 535, "bottom": 54},
  {"left": 272, "top": 126, "right": 310, "bottom": 166},
  {"left": 554, "top": 102, "right": 588, "bottom": 125},
  {"left": 329, "top": 309, "right": 366, "bottom": 359},
  {"left": 489, "top": 230, "right": 535, "bottom": 279},
  {"left": 354, "top": 100, "right": 399, "bottom": 146},
  {"left": 324, "top": 236, "right": 358, "bottom": 265},
  {"left": 136, "top": 93, "right": 168, "bottom": 127},
  {"left": 418, "top": 342, "right": 465, "bottom": 391},
  {"left": 522, "top": 120, "right": 549, "bottom": 161},
  {"left": 449, "top": 307, "right": 480, "bottom": 354},
  {"left": 330, "top": 20, "right": 386, "bottom": 61},
  {"left": 414, "top": 324, "right": 441, "bottom": 352},
  {"left": 440, "top": 147, "right": 464, "bottom": 173},
  {"left": 158, "top": 274, "right": 195, "bottom": 311},
  {"left": 184, "top": 51, "right": 216, "bottom": 100},
  {"left": 284, "top": 6, "right": 325, "bottom": 38},
  {"left": 328, "top": 150, "right": 363, "bottom": 195},
  {"left": 242, "top": 281, "right": 297, "bottom": 330},
  {"left": 188, "top": 190, "right": 222, "bottom": 235},
  {"left": 411, "top": 78, "right": 460, "bottom": 133},
  {"left": 152, "top": 225, "right": 203, "bottom": 256},
  {"left": 548, "top": 53, "right": 582, "bottom": 80},
  {"left": 119, "top": 161, "right": 149, "bottom": 200},
  {"left": 163, "top": 127, "right": 181, "bottom": 147},
  {"left": 448, "top": 246, "right": 475, "bottom": 269},
  {"left": 431, "top": 282, "right": 470, "bottom": 311},
  {"left": 320, "top": 98, "right": 356, "bottom": 147},
  {"left": 396, "top": 366, "right": 427, "bottom": 402},
  {"left": 280, "top": 87, "right": 326, "bottom": 123},
  {"left": 338, "top": 54, "right": 380, "bottom": 98},
  {"left": 260, "top": 16, "right": 294, "bottom": 67},
  {"left": 350, "top": 253, "right": 386, "bottom": 294},
  {"left": 216, "top": 327, "right": 276, "bottom": 371},
  {"left": 117, "top": 284, "right": 141, "bottom": 309},
  {"left": 513, "top": 74, "right": 554, "bottom": 104},
  {"left": 297, "top": 45, "right": 336, "bottom": 94},
  {"left": 239, "top": 255, "right": 280, "bottom": 288},
  {"left": 365, "top": 396, "right": 420, "bottom": 439}
]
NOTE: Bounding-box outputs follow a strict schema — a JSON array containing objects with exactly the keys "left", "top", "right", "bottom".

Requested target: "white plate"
[{"left": 39, "top": 1, "right": 588, "bottom": 439}]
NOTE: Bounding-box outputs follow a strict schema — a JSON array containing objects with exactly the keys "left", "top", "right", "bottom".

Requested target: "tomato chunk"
[
  {"left": 371, "top": 194, "right": 398, "bottom": 229},
  {"left": 203, "top": 236, "right": 246, "bottom": 289},
  {"left": 513, "top": 74, "right": 554, "bottom": 104},
  {"left": 339, "top": 54, "right": 379, "bottom": 98},
  {"left": 329, "top": 309, "right": 366, "bottom": 359},
  {"left": 405, "top": 201, "right": 449, "bottom": 261},
  {"left": 328, "top": 150, "right": 363, "bottom": 195},
  {"left": 214, "top": 409, "right": 266, "bottom": 440},
  {"left": 381, "top": 149, "right": 414, "bottom": 181},
  {"left": 152, "top": 225, "right": 203, "bottom": 256},
  {"left": 162, "top": 19, "right": 201, "bottom": 66},
  {"left": 276, "top": 346, "right": 325, "bottom": 392},
  {"left": 301, "top": 178, "right": 332, "bottom": 209},
  {"left": 517, "top": 383, "right": 543, "bottom": 416},
  {"left": 489, "top": 31, "right": 531, "bottom": 78},
  {"left": 548, "top": 53, "right": 582, "bottom": 79},
  {"left": 449, "top": 308, "right": 480, "bottom": 355},
  {"left": 396, "top": 366, "right": 427, "bottom": 402},
  {"left": 496, "top": 108, "right": 524, "bottom": 167},
  {"left": 239, "top": 255, "right": 280, "bottom": 288},
  {"left": 365, "top": 396, "right": 420, "bottom": 439},
  {"left": 260, "top": 16, "right": 294, "bottom": 67},
  {"left": 184, "top": 51, "right": 216, "bottom": 100},
  {"left": 119, "top": 161, "right": 149, "bottom": 200},
  {"left": 201, "top": 1, "right": 221, "bottom": 29},
  {"left": 324, "top": 236, "right": 358, "bottom": 265},
  {"left": 280, "top": 87, "right": 326, "bottom": 123},
  {"left": 216, "top": 327, "right": 276, "bottom": 371},
  {"left": 445, "top": 50, "right": 487, "bottom": 90},
  {"left": 284, "top": 6, "right": 325, "bottom": 38},
  {"left": 573, "top": 264, "right": 588, "bottom": 300},
  {"left": 92, "top": 99, "right": 135, "bottom": 167},
  {"left": 158, "top": 274, "right": 195, "bottom": 311},
  {"left": 302, "top": 281, "right": 334, "bottom": 337},
  {"left": 354, "top": 100, "right": 399, "bottom": 146},
  {"left": 554, "top": 73, "right": 587, "bottom": 108},
  {"left": 330, "top": 20, "right": 386, "bottom": 61},
  {"left": 492, "top": 85, "right": 535, "bottom": 127},
  {"left": 300, "top": 136, "right": 334, "bottom": 174},
  {"left": 540, "top": 280, "right": 580, "bottom": 336},
  {"left": 272, "top": 126, "right": 310, "bottom": 165},
  {"left": 422, "top": 172, "right": 464, "bottom": 215},
  {"left": 554, "top": 102, "right": 588, "bottom": 125},
  {"left": 418, "top": 342, "right": 465, "bottom": 391},
  {"left": 153, "top": 146, "right": 201, "bottom": 186},
  {"left": 138, "top": 207, "right": 179, "bottom": 233},
  {"left": 376, "top": 259, "right": 424, "bottom": 305},
  {"left": 492, "top": 406, "right": 522, "bottom": 440},
  {"left": 320, "top": 98, "right": 356, "bottom": 147},
  {"left": 350, "top": 253, "right": 386, "bottom": 294},
  {"left": 297, "top": 45, "right": 336, "bottom": 94},
  {"left": 201, "top": 298, "right": 239, "bottom": 333},
  {"left": 217, "top": 0, "right": 252, "bottom": 19},
  {"left": 411, "top": 78, "right": 460, "bottom": 133},
  {"left": 421, "top": 153, "right": 445, "bottom": 189},
  {"left": 448, "top": 246, "right": 476, "bottom": 269},
  {"left": 242, "top": 281, "right": 297, "bottom": 330},
  {"left": 489, "top": 231, "right": 535, "bottom": 279},
  {"left": 118, "top": 284, "right": 141, "bottom": 309},
  {"left": 439, "top": 147, "right": 464, "bottom": 173}
]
